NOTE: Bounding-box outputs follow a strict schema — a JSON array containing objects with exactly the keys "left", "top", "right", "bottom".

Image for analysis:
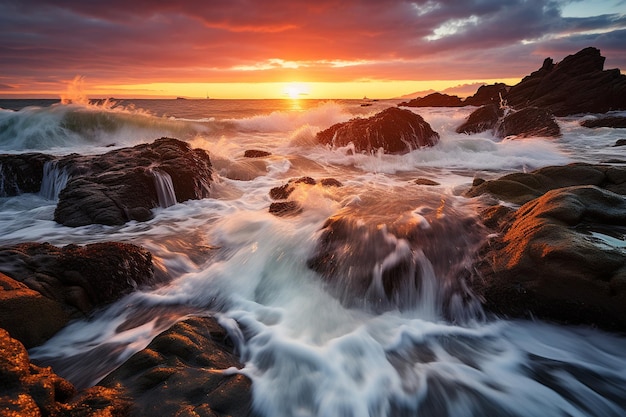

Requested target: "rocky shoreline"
[{"left": 1, "top": 46, "right": 626, "bottom": 416}]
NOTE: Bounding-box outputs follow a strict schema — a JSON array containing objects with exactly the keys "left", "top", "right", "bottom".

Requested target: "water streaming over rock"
[{"left": 151, "top": 168, "right": 177, "bottom": 208}]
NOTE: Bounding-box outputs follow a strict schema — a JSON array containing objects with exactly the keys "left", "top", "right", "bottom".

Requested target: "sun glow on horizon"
[{"left": 282, "top": 82, "right": 311, "bottom": 99}]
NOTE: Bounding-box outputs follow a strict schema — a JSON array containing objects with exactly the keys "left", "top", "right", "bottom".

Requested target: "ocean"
[{"left": 1, "top": 98, "right": 626, "bottom": 416}]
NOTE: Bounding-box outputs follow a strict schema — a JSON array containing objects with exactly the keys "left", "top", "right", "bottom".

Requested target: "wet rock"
[
  {"left": 0, "top": 328, "right": 76, "bottom": 416},
  {"left": 456, "top": 104, "right": 503, "bottom": 134},
  {"left": 494, "top": 107, "right": 561, "bottom": 139},
  {"left": 465, "top": 163, "right": 626, "bottom": 205},
  {"left": 0, "top": 242, "right": 155, "bottom": 320},
  {"left": 54, "top": 137, "right": 213, "bottom": 226},
  {"left": 317, "top": 107, "right": 439, "bottom": 154},
  {"left": 98, "top": 316, "right": 255, "bottom": 417},
  {"left": 269, "top": 201, "right": 302, "bottom": 217},
  {"left": 581, "top": 116, "right": 626, "bottom": 128},
  {"left": 399, "top": 92, "right": 463, "bottom": 107},
  {"left": 0, "top": 153, "right": 54, "bottom": 197},
  {"left": 414, "top": 178, "right": 440, "bottom": 186},
  {"left": 244, "top": 149, "right": 272, "bottom": 158},
  {"left": 307, "top": 191, "right": 485, "bottom": 318},
  {"left": 614, "top": 139, "right": 626, "bottom": 147},
  {"left": 0, "top": 273, "right": 69, "bottom": 349},
  {"left": 505, "top": 47, "right": 626, "bottom": 116},
  {"left": 473, "top": 185, "right": 626, "bottom": 331}
]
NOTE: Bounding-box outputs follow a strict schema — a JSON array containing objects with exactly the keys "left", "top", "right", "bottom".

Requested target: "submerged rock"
[
  {"left": 98, "top": 316, "right": 255, "bottom": 417},
  {"left": 317, "top": 107, "right": 439, "bottom": 154},
  {"left": 307, "top": 190, "right": 485, "bottom": 319},
  {"left": 268, "top": 176, "right": 343, "bottom": 217},
  {"left": 244, "top": 149, "right": 272, "bottom": 158}
]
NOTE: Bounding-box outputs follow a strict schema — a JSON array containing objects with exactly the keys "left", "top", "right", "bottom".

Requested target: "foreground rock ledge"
[
  {"left": 468, "top": 164, "right": 626, "bottom": 331},
  {"left": 317, "top": 107, "right": 439, "bottom": 154}
]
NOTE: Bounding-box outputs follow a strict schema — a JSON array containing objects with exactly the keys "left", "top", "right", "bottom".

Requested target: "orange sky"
[{"left": 1, "top": 0, "right": 625, "bottom": 99}]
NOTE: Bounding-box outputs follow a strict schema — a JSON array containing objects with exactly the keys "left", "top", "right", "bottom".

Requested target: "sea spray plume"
[{"left": 60, "top": 75, "right": 91, "bottom": 106}]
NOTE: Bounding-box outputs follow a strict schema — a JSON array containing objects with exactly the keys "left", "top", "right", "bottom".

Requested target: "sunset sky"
[{"left": 1, "top": 0, "right": 626, "bottom": 99}]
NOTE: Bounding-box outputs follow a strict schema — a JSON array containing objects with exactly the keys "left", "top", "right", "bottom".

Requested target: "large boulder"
[
  {"left": 493, "top": 107, "right": 561, "bottom": 139},
  {"left": 317, "top": 107, "right": 439, "bottom": 154},
  {"left": 98, "top": 316, "right": 255, "bottom": 417},
  {"left": 456, "top": 104, "right": 503, "bottom": 134},
  {"left": 0, "top": 242, "right": 155, "bottom": 321},
  {"left": 54, "top": 137, "right": 213, "bottom": 226},
  {"left": 472, "top": 185, "right": 626, "bottom": 331},
  {"left": 399, "top": 92, "right": 464, "bottom": 107},
  {"left": 505, "top": 47, "right": 626, "bottom": 116}
]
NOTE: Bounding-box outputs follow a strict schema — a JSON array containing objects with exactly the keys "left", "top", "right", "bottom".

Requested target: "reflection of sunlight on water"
[{"left": 286, "top": 97, "right": 303, "bottom": 111}]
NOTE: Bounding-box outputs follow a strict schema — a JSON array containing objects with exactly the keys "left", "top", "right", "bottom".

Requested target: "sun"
[{"left": 283, "top": 82, "right": 310, "bottom": 99}]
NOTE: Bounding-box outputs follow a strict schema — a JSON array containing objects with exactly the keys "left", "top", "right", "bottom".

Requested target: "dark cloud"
[{"left": 0, "top": 0, "right": 625, "bottom": 94}]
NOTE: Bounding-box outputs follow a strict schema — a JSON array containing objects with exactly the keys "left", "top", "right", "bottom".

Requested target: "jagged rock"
[
  {"left": 581, "top": 116, "right": 626, "bottom": 128},
  {"left": 54, "top": 137, "right": 212, "bottom": 226},
  {"left": 0, "top": 153, "right": 54, "bottom": 197},
  {"left": 463, "top": 83, "right": 510, "bottom": 106},
  {"left": 456, "top": 104, "right": 503, "bottom": 134},
  {"left": 505, "top": 47, "right": 626, "bottom": 116},
  {"left": 494, "top": 107, "right": 561, "bottom": 139},
  {"left": 399, "top": 92, "right": 464, "bottom": 107},
  {"left": 317, "top": 107, "right": 439, "bottom": 154},
  {"left": 0, "top": 242, "right": 155, "bottom": 325},
  {"left": 98, "top": 316, "right": 255, "bottom": 417},
  {"left": 472, "top": 185, "right": 626, "bottom": 331}
]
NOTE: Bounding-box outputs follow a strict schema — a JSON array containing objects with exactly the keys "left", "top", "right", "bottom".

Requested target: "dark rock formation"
[
  {"left": 244, "top": 149, "right": 272, "bottom": 158},
  {"left": 463, "top": 83, "right": 510, "bottom": 106},
  {"left": 307, "top": 191, "right": 485, "bottom": 317},
  {"left": 581, "top": 116, "right": 626, "bottom": 128},
  {"left": 614, "top": 139, "right": 626, "bottom": 147},
  {"left": 268, "top": 176, "right": 343, "bottom": 217},
  {"left": 0, "top": 153, "right": 54, "bottom": 197},
  {"left": 456, "top": 104, "right": 503, "bottom": 134},
  {"left": 317, "top": 107, "right": 439, "bottom": 154},
  {"left": 269, "top": 201, "right": 302, "bottom": 217},
  {"left": 505, "top": 47, "right": 626, "bottom": 116},
  {"left": 0, "top": 242, "right": 155, "bottom": 330},
  {"left": 468, "top": 164, "right": 626, "bottom": 331},
  {"left": 399, "top": 92, "right": 464, "bottom": 107},
  {"left": 414, "top": 178, "right": 440, "bottom": 186},
  {"left": 0, "top": 272, "right": 69, "bottom": 349},
  {"left": 465, "top": 163, "right": 626, "bottom": 205},
  {"left": 98, "top": 316, "right": 255, "bottom": 417},
  {"left": 494, "top": 107, "right": 561, "bottom": 139},
  {"left": 54, "top": 137, "right": 213, "bottom": 226}
]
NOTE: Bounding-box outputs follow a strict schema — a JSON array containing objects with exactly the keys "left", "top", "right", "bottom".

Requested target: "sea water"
[{"left": 1, "top": 98, "right": 626, "bottom": 416}]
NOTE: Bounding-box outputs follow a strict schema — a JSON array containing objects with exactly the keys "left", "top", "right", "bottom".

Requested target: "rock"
[
  {"left": 505, "top": 47, "right": 626, "bottom": 116},
  {"left": 269, "top": 201, "right": 302, "bottom": 217},
  {"left": 494, "top": 107, "right": 561, "bottom": 139},
  {"left": 306, "top": 191, "right": 485, "bottom": 318},
  {"left": 399, "top": 92, "right": 464, "bottom": 107},
  {"left": 0, "top": 153, "right": 55, "bottom": 197},
  {"left": 581, "top": 116, "right": 626, "bottom": 128},
  {"left": 0, "top": 273, "right": 69, "bottom": 348},
  {"left": 98, "top": 316, "right": 255, "bottom": 417},
  {"left": 317, "top": 107, "right": 439, "bottom": 154},
  {"left": 465, "top": 163, "right": 626, "bottom": 205},
  {"left": 614, "top": 139, "right": 626, "bottom": 147},
  {"left": 0, "top": 242, "right": 155, "bottom": 319},
  {"left": 456, "top": 104, "right": 503, "bottom": 134},
  {"left": 244, "top": 149, "right": 272, "bottom": 158},
  {"left": 414, "top": 178, "right": 440, "bottom": 186},
  {"left": 0, "top": 328, "right": 77, "bottom": 416},
  {"left": 53, "top": 137, "right": 212, "bottom": 226},
  {"left": 473, "top": 185, "right": 626, "bottom": 331},
  {"left": 463, "top": 83, "right": 510, "bottom": 106}
]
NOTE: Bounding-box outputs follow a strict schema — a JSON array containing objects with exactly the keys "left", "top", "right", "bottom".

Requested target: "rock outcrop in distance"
[
  {"left": 0, "top": 137, "right": 213, "bottom": 226},
  {"left": 466, "top": 163, "right": 626, "bottom": 331},
  {"left": 316, "top": 107, "right": 439, "bottom": 154},
  {"left": 399, "top": 83, "right": 509, "bottom": 108},
  {"left": 457, "top": 47, "right": 626, "bottom": 138}
]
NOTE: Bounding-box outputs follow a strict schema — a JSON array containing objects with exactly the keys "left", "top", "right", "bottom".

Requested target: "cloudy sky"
[{"left": 1, "top": 0, "right": 625, "bottom": 98}]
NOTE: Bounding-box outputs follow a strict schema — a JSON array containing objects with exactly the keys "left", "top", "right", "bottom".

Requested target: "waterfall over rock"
[
  {"left": 151, "top": 169, "right": 177, "bottom": 208},
  {"left": 39, "top": 160, "right": 70, "bottom": 200}
]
